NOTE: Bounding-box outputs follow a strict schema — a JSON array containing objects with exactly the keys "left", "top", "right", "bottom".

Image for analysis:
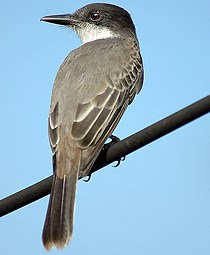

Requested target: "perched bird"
[{"left": 41, "top": 3, "right": 144, "bottom": 250}]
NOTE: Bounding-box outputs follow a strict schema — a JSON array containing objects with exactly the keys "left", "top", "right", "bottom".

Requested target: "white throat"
[{"left": 74, "top": 24, "right": 118, "bottom": 44}]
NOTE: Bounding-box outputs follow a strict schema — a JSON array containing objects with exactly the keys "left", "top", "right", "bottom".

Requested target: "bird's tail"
[{"left": 42, "top": 160, "right": 79, "bottom": 250}]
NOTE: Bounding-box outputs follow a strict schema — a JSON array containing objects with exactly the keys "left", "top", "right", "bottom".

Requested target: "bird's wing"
[
  {"left": 71, "top": 39, "right": 143, "bottom": 175},
  {"left": 71, "top": 39, "right": 143, "bottom": 148}
]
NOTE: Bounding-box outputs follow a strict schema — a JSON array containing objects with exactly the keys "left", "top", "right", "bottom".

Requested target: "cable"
[{"left": 0, "top": 94, "right": 210, "bottom": 217}]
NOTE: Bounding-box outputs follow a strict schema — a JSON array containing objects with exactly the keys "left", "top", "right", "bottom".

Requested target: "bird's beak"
[{"left": 41, "top": 14, "right": 79, "bottom": 26}]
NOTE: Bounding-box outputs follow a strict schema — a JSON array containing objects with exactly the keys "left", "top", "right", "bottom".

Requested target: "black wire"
[{"left": 0, "top": 94, "right": 210, "bottom": 217}]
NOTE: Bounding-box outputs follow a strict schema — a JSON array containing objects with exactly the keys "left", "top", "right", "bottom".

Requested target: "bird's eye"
[{"left": 90, "top": 12, "right": 101, "bottom": 21}]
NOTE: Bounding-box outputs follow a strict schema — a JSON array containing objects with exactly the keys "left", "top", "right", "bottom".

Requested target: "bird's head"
[{"left": 41, "top": 3, "right": 137, "bottom": 44}]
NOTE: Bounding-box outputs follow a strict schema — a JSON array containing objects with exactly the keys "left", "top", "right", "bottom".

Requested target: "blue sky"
[{"left": 0, "top": 0, "right": 210, "bottom": 254}]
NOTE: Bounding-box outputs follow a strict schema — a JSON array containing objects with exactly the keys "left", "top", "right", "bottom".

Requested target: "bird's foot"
[{"left": 103, "top": 135, "right": 126, "bottom": 167}]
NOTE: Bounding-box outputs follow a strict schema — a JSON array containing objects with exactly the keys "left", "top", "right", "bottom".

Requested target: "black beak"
[{"left": 40, "top": 14, "right": 78, "bottom": 26}]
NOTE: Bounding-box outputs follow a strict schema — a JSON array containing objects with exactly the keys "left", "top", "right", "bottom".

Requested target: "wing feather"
[
  {"left": 70, "top": 52, "right": 142, "bottom": 150},
  {"left": 49, "top": 103, "right": 59, "bottom": 154},
  {"left": 79, "top": 89, "right": 130, "bottom": 177}
]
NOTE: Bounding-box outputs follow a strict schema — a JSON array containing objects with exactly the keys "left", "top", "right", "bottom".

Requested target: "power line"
[{"left": 0, "top": 94, "right": 210, "bottom": 217}]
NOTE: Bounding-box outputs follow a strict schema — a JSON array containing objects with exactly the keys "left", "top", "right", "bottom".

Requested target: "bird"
[{"left": 41, "top": 3, "right": 144, "bottom": 250}]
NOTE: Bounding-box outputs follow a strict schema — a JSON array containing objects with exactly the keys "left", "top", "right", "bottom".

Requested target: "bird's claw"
[
  {"left": 83, "top": 173, "right": 92, "bottom": 182},
  {"left": 113, "top": 155, "right": 126, "bottom": 167}
]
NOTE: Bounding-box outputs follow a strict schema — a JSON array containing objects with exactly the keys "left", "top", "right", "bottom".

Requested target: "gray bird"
[{"left": 41, "top": 3, "right": 143, "bottom": 250}]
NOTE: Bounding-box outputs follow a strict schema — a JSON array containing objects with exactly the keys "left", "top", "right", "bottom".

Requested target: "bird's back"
[{"left": 49, "top": 37, "right": 143, "bottom": 147}]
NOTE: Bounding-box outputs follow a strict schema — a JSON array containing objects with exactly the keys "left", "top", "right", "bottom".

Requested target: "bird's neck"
[{"left": 75, "top": 25, "right": 121, "bottom": 45}]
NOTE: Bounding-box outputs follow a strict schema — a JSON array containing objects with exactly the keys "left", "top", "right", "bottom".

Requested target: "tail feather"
[{"left": 42, "top": 170, "right": 79, "bottom": 250}]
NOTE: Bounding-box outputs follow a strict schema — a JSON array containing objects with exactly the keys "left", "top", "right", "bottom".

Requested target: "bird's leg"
[
  {"left": 109, "top": 135, "right": 120, "bottom": 143},
  {"left": 103, "top": 135, "right": 126, "bottom": 167}
]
